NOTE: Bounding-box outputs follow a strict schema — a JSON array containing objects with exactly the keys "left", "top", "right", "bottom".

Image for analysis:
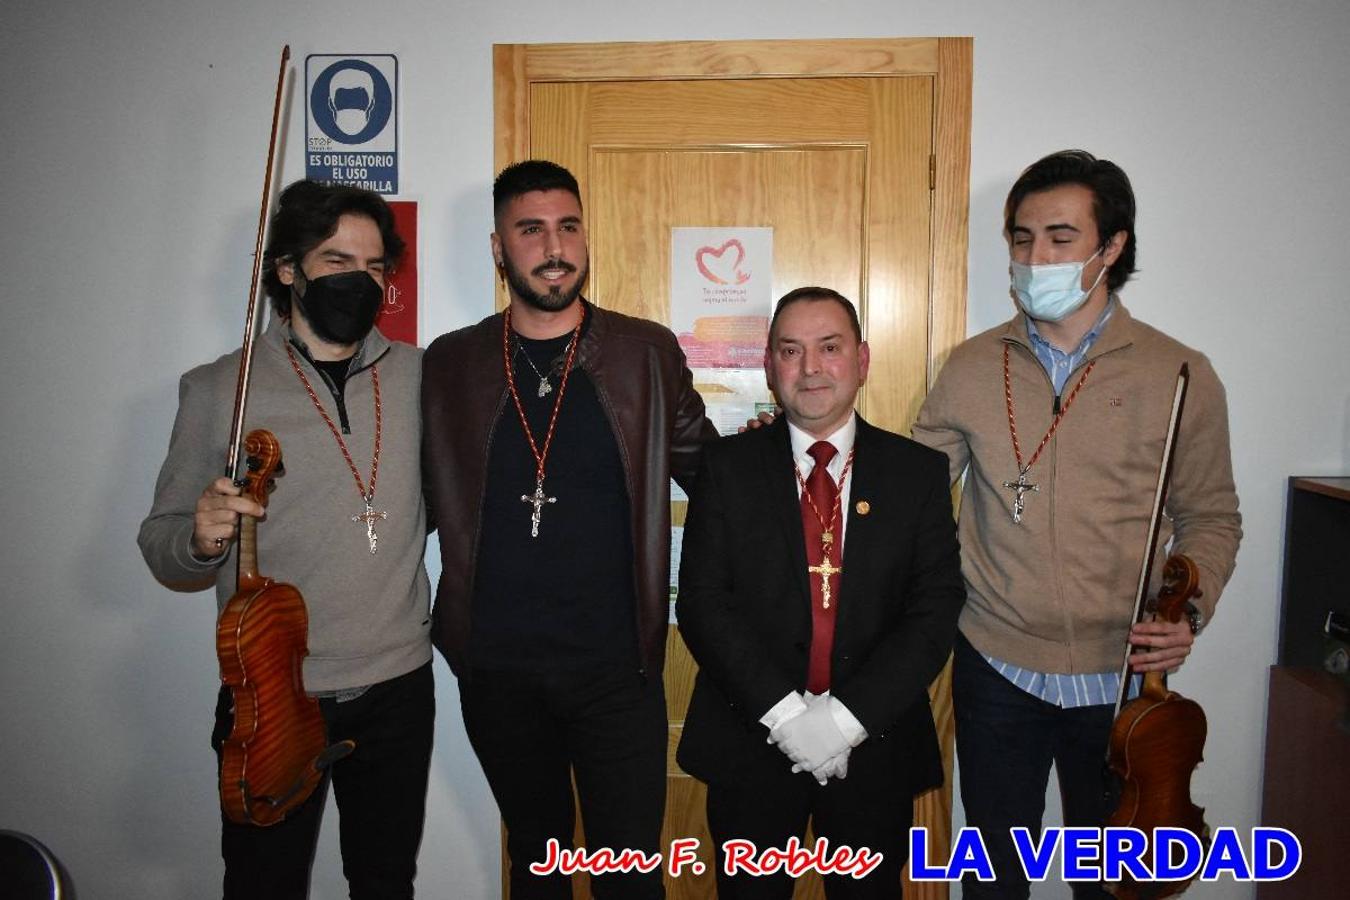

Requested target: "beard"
[{"left": 500, "top": 246, "right": 589, "bottom": 313}]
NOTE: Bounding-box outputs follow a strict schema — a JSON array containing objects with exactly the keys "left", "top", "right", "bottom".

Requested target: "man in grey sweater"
[{"left": 139, "top": 180, "right": 433, "bottom": 899}]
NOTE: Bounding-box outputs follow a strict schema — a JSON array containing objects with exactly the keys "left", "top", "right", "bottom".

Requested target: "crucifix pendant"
[
  {"left": 520, "top": 476, "right": 557, "bottom": 538},
  {"left": 351, "top": 495, "right": 388, "bottom": 554},
  {"left": 808, "top": 556, "right": 843, "bottom": 609},
  {"left": 1001, "top": 469, "right": 1039, "bottom": 524},
  {"left": 537, "top": 378, "right": 552, "bottom": 398}
]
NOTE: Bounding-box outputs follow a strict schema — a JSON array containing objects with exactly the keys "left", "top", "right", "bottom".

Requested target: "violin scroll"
[
  {"left": 1149, "top": 555, "right": 1201, "bottom": 626},
  {"left": 241, "top": 429, "right": 284, "bottom": 509}
]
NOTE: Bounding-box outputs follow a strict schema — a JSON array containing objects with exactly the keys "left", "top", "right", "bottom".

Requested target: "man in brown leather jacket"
[{"left": 422, "top": 160, "right": 717, "bottom": 899}]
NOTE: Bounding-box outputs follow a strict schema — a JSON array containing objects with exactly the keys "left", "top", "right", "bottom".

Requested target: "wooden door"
[{"left": 495, "top": 37, "right": 970, "bottom": 900}]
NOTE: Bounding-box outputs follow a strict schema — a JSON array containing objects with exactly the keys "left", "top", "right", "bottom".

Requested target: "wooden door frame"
[
  {"left": 493, "top": 37, "right": 972, "bottom": 899},
  {"left": 494, "top": 36, "right": 971, "bottom": 381}
]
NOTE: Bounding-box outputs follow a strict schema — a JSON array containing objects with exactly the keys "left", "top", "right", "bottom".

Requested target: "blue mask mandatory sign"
[{"left": 306, "top": 54, "right": 398, "bottom": 194}]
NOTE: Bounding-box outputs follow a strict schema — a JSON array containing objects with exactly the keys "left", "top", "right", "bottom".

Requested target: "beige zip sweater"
[
  {"left": 138, "top": 319, "right": 432, "bottom": 692},
  {"left": 912, "top": 304, "right": 1241, "bottom": 674}
]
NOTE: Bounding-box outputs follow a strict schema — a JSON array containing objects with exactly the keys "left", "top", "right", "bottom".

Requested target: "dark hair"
[
  {"left": 262, "top": 180, "right": 405, "bottom": 317},
  {"left": 493, "top": 160, "right": 582, "bottom": 220},
  {"left": 770, "top": 286, "right": 862, "bottom": 343},
  {"left": 1004, "top": 149, "right": 1137, "bottom": 291}
]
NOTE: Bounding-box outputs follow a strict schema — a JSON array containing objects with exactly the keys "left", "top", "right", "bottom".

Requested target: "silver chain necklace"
[{"left": 514, "top": 334, "right": 577, "bottom": 398}]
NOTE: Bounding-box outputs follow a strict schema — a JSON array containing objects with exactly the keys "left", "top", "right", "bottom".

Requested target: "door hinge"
[{"left": 929, "top": 153, "right": 937, "bottom": 191}]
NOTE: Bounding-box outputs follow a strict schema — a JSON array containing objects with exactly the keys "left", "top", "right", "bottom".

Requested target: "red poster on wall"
[{"left": 378, "top": 200, "right": 418, "bottom": 346}]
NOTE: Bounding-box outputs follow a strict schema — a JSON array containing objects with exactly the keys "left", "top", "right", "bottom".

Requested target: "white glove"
[
  {"left": 811, "top": 748, "right": 851, "bottom": 784},
  {"left": 769, "top": 698, "right": 850, "bottom": 778}
]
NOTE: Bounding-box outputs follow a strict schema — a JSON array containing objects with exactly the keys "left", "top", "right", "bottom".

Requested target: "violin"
[
  {"left": 1102, "top": 363, "right": 1209, "bottom": 898},
  {"left": 216, "top": 430, "right": 353, "bottom": 826},
  {"left": 213, "top": 48, "right": 351, "bottom": 827},
  {"left": 1105, "top": 555, "right": 1209, "bottom": 899}
]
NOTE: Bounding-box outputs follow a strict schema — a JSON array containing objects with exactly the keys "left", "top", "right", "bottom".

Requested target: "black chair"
[{"left": 0, "top": 830, "right": 75, "bottom": 899}]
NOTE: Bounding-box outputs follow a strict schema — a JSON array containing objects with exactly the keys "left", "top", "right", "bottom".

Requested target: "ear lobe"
[
  {"left": 276, "top": 258, "right": 296, "bottom": 286},
  {"left": 1103, "top": 230, "right": 1128, "bottom": 267}
]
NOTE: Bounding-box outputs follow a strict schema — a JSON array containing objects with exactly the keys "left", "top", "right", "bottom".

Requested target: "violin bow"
[
  {"left": 1109, "top": 362, "right": 1191, "bottom": 725},
  {"left": 226, "top": 45, "right": 291, "bottom": 483}
]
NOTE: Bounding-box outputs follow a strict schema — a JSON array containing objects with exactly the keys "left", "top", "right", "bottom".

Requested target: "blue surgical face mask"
[{"left": 1010, "top": 248, "right": 1107, "bottom": 322}]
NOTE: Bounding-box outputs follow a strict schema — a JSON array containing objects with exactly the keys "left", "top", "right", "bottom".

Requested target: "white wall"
[{"left": 2, "top": 1, "right": 1346, "bottom": 898}]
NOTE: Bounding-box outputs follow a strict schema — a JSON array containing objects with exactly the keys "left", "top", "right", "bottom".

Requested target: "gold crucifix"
[{"left": 808, "top": 556, "right": 843, "bottom": 609}]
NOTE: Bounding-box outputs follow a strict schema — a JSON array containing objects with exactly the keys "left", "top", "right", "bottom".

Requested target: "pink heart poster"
[{"left": 670, "top": 227, "right": 773, "bottom": 368}]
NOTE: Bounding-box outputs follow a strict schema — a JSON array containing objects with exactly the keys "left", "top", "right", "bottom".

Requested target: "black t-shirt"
[
  {"left": 312, "top": 357, "right": 352, "bottom": 393},
  {"left": 308, "top": 353, "right": 355, "bottom": 432},
  {"left": 470, "top": 321, "right": 638, "bottom": 671}
]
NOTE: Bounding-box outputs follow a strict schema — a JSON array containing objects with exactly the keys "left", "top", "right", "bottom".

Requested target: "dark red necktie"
[{"left": 802, "top": 440, "right": 840, "bottom": 694}]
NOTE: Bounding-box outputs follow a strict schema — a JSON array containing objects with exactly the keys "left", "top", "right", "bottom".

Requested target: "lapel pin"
[{"left": 855, "top": 500, "right": 871, "bottom": 516}]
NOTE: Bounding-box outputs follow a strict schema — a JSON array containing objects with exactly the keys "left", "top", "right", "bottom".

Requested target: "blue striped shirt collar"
[
  {"left": 1024, "top": 295, "right": 1117, "bottom": 359},
  {"left": 1024, "top": 296, "right": 1117, "bottom": 394}
]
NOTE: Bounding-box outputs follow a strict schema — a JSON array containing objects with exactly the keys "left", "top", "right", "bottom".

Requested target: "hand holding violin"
[
  {"left": 1128, "top": 618, "right": 1195, "bottom": 674},
  {"left": 192, "top": 476, "right": 265, "bottom": 559}
]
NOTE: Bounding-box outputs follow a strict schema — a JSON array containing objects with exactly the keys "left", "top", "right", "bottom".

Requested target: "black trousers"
[
  {"left": 952, "top": 634, "right": 1114, "bottom": 900},
  {"left": 460, "top": 664, "right": 667, "bottom": 899},
  {"left": 705, "top": 746, "right": 913, "bottom": 900},
  {"left": 212, "top": 662, "right": 435, "bottom": 900}
]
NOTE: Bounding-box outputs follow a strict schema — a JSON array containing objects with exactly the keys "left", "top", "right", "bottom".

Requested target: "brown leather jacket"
[{"left": 422, "top": 301, "right": 718, "bottom": 678}]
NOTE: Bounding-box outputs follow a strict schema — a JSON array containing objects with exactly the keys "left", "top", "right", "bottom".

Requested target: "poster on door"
[
  {"left": 670, "top": 227, "right": 776, "bottom": 443},
  {"left": 670, "top": 227, "right": 773, "bottom": 368}
]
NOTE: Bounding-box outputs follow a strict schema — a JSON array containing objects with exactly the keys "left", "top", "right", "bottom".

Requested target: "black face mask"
[{"left": 293, "top": 269, "right": 384, "bottom": 345}]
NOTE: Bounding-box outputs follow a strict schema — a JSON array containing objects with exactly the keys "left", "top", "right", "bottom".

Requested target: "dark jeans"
[
  {"left": 706, "top": 757, "right": 912, "bottom": 900},
  {"left": 212, "top": 662, "right": 435, "bottom": 900},
  {"left": 460, "top": 664, "right": 667, "bottom": 900},
  {"left": 952, "top": 634, "right": 1113, "bottom": 900}
]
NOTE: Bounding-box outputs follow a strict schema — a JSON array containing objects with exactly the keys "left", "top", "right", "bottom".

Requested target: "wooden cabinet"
[
  {"left": 1258, "top": 477, "right": 1350, "bottom": 898},
  {"left": 1277, "top": 477, "right": 1350, "bottom": 668},
  {"left": 1258, "top": 667, "right": 1348, "bottom": 899}
]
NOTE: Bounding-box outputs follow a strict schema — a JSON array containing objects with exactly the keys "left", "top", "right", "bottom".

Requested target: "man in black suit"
[{"left": 676, "top": 287, "right": 965, "bottom": 898}]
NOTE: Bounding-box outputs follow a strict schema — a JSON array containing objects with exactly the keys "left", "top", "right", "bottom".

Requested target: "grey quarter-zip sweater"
[{"left": 139, "top": 318, "right": 431, "bottom": 692}]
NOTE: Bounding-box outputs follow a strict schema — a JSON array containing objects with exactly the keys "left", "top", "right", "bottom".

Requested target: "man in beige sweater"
[{"left": 912, "top": 150, "right": 1241, "bottom": 899}]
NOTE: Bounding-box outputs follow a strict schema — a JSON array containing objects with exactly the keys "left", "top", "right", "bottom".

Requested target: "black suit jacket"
[{"left": 675, "top": 415, "right": 965, "bottom": 795}]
